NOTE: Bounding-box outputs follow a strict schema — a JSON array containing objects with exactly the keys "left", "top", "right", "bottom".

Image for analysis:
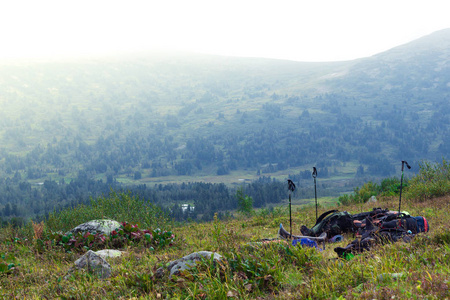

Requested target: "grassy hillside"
[{"left": 1, "top": 161, "right": 449, "bottom": 299}]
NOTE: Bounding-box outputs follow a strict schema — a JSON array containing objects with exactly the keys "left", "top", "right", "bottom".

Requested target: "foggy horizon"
[{"left": 2, "top": 0, "right": 450, "bottom": 62}]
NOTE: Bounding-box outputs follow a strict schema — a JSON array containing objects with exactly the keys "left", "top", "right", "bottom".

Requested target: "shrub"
[
  {"left": 380, "top": 177, "right": 403, "bottom": 196},
  {"left": 338, "top": 194, "right": 353, "bottom": 206},
  {"left": 338, "top": 181, "right": 380, "bottom": 205},
  {"left": 355, "top": 181, "right": 381, "bottom": 202},
  {"left": 236, "top": 187, "right": 253, "bottom": 217},
  {"left": 46, "top": 191, "right": 168, "bottom": 232},
  {"left": 406, "top": 159, "right": 450, "bottom": 202}
]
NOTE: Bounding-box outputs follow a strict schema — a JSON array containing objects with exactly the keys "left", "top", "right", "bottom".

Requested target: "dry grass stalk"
[{"left": 32, "top": 220, "right": 45, "bottom": 240}]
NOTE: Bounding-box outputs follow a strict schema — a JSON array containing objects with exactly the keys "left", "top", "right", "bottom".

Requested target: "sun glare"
[{"left": 1, "top": 0, "right": 450, "bottom": 61}]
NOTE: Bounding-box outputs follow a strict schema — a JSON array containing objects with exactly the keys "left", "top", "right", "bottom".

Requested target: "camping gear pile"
[
  {"left": 280, "top": 162, "right": 427, "bottom": 258},
  {"left": 279, "top": 208, "right": 429, "bottom": 258}
]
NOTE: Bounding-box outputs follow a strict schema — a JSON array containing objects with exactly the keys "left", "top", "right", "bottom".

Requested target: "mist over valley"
[{"left": 0, "top": 29, "right": 449, "bottom": 222}]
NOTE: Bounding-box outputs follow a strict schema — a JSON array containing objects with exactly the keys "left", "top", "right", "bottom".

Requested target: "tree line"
[{"left": 0, "top": 170, "right": 355, "bottom": 225}]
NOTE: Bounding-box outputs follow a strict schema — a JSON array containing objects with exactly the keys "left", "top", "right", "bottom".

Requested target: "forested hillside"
[{"left": 0, "top": 29, "right": 449, "bottom": 221}]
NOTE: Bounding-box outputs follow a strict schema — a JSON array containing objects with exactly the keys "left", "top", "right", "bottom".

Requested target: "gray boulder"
[
  {"left": 68, "top": 219, "right": 121, "bottom": 236},
  {"left": 368, "top": 196, "right": 377, "bottom": 203},
  {"left": 166, "top": 251, "right": 222, "bottom": 278},
  {"left": 67, "top": 250, "right": 112, "bottom": 279},
  {"left": 95, "top": 249, "right": 123, "bottom": 259}
]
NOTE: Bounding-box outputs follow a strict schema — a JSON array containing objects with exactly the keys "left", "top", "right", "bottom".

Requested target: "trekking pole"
[
  {"left": 398, "top": 160, "right": 411, "bottom": 215},
  {"left": 312, "top": 167, "right": 318, "bottom": 221},
  {"left": 287, "top": 179, "right": 296, "bottom": 239}
]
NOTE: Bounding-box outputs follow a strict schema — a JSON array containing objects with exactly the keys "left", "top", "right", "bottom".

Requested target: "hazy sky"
[{"left": 1, "top": 0, "right": 450, "bottom": 62}]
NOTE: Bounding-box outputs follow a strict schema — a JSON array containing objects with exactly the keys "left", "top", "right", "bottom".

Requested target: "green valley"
[{"left": 0, "top": 29, "right": 449, "bottom": 221}]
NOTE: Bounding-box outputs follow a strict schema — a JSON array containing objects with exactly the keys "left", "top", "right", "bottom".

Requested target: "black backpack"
[
  {"left": 352, "top": 208, "right": 390, "bottom": 221},
  {"left": 380, "top": 215, "right": 429, "bottom": 234},
  {"left": 301, "top": 209, "right": 354, "bottom": 238}
]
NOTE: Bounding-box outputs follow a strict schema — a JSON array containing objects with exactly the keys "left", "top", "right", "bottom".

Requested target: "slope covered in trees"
[{"left": 0, "top": 30, "right": 449, "bottom": 221}]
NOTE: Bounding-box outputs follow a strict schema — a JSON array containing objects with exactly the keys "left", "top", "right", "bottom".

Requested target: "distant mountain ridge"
[
  {"left": 330, "top": 28, "right": 450, "bottom": 94},
  {"left": 0, "top": 29, "right": 448, "bottom": 188}
]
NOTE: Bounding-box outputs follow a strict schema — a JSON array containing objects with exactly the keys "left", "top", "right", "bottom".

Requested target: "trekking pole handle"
[
  {"left": 287, "top": 179, "right": 296, "bottom": 192},
  {"left": 402, "top": 161, "right": 411, "bottom": 171},
  {"left": 312, "top": 167, "right": 317, "bottom": 179}
]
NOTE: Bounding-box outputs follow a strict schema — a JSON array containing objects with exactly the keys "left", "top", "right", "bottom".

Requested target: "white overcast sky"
[{"left": 1, "top": 0, "right": 450, "bottom": 62}]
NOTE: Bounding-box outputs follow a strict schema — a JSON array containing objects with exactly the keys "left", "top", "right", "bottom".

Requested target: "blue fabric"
[
  {"left": 300, "top": 238, "right": 317, "bottom": 248},
  {"left": 292, "top": 238, "right": 322, "bottom": 251}
]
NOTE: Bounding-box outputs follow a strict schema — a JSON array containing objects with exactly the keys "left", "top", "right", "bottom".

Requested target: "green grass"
[
  {"left": 46, "top": 191, "right": 169, "bottom": 232},
  {"left": 1, "top": 167, "right": 450, "bottom": 299},
  {"left": 136, "top": 163, "right": 364, "bottom": 188},
  {"left": 1, "top": 196, "right": 449, "bottom": 298}
]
